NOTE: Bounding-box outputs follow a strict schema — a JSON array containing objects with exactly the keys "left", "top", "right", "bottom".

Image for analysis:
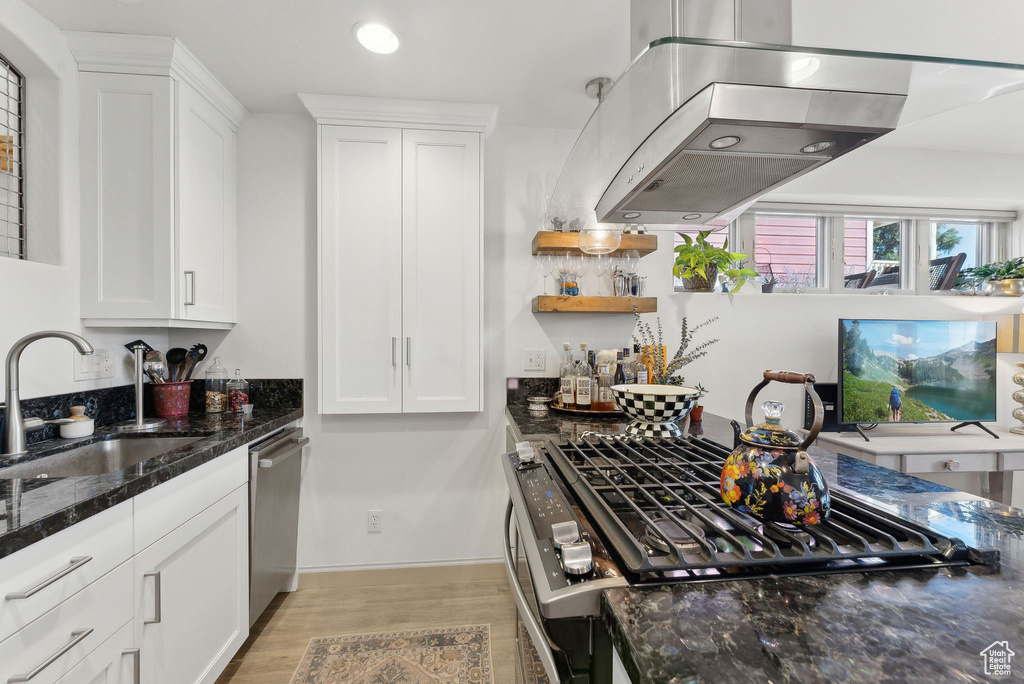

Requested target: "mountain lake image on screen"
[{"left": 839, "top": 319, "right": 997, "bottom": 424}]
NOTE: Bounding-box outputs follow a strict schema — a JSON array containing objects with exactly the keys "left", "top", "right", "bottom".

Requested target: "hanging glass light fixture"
[{"left": 577, "top": 215, "right": 622, "bottom": 255}]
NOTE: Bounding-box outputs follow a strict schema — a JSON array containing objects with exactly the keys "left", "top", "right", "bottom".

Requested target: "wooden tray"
[{"left": 549, "top": 399, "right": 623, "bottom": 416}]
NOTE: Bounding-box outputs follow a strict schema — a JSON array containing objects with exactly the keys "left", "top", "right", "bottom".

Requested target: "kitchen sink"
[{"left": 0, "top": 437, "right": 204, "bottom": 478}]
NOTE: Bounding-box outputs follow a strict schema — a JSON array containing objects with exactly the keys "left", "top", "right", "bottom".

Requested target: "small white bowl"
[{"left": 60, "top": 418, "right": 95, "bottom": 439}]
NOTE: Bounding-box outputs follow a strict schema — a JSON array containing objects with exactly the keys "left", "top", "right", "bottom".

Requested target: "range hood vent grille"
[{"left": 624, "top": 152, "right": 819, "bottom": 215}]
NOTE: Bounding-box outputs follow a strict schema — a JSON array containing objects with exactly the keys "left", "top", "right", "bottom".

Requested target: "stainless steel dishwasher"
[{"left": 249, "top": 427, "right": 307, "bottom": 627}]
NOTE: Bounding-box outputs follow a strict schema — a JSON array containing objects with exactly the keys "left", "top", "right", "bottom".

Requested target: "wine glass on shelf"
[
  {"left": 535, "top": 254, "right": 554, "bottom": 294},
  {"left": 622, "top": 250, "right": 640, "bottom": 277},
  {"left": 591, "top": 253, "right": 610, "bottom": 296},
  {"left": 573, "top": 255, "right": 590, "bottom": 296},
  {"left": 556, "top": 252, "right": 574, "bottom": 295}
]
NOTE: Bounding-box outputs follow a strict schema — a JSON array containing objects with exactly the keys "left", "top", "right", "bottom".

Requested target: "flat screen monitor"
[{"left": 838, "top": 319, "right": 997, "bottom": 425}]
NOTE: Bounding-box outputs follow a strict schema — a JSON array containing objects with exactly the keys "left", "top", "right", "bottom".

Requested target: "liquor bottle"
[
  {"left": 595, "top": 361, "right": 615, "bottom": 411},
  {"left": 575, "top": 343, "right": 592, "bottom": 408},
  {"left": 559, "top": 342, "right": 576, "bottom": 408},
  {"left": 622, "top": 347, "right": 636, "bottom": 384},
  {"left": 635, "top": 344, "right": 651, "bottom": 384},
  {"left": 613, "top": 350, "right": 625, "bottom": 385},
  {"left": 588, "top": 350, "right": 597, "bottom": 395}
]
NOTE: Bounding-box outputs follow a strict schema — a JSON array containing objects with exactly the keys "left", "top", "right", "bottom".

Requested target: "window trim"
[{"left": 671, "top": 201, "right": 1015, "bottom": 296}]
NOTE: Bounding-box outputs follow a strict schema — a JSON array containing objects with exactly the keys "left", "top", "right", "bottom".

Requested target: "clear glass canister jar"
[
  {"left": 227, "top": 369, "right": 250, "bottom": 413},
  {"left": 205, "top": 357, "right": 228, "bottom": 413}
]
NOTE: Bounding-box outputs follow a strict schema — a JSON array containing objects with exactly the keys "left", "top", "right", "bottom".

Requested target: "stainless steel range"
[{"left": 502, "top": 435, "right": 997, "bottom": 683}]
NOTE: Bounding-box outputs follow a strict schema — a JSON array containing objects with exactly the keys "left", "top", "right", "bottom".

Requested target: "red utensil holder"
[{"left": 153, "top": 381, "right": 192, "bottom": 419}]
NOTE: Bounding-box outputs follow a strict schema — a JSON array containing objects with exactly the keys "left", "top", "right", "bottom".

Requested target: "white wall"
[{"left": 0, "top": 0, "right": 168, "bottom": 400}]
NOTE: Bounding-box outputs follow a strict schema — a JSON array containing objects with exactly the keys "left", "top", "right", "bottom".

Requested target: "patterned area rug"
[{"left": 290, "top": 624, "right": 493, "bottom": 683}]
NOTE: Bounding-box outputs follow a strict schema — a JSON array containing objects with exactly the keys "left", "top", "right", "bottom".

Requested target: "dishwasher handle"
[
  {"left": 259, "top": 437, "right": 309, "bottom": 469},
  {"left": 504, "top": 499, "right": 562, "bottom": 683}
]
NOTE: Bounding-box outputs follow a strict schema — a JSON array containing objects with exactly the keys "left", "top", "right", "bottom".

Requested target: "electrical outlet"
[
  {"left": 368, "top": 509, "right": 383, "bottom": 533},
  {"left": 524, "top": 349, "right": 546, "bottom": 371},
  {"left": 74, "top": 348, "right": 114, "bottom": 381}
]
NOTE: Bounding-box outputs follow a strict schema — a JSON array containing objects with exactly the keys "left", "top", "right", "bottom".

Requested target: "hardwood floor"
[{"left": 217, "top": 578, "right": 518, "bottom": 683}]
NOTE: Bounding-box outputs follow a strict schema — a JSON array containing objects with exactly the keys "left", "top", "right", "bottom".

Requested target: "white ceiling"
[{"left": 24, "top": 0, "right": 631, "bottom": 128}]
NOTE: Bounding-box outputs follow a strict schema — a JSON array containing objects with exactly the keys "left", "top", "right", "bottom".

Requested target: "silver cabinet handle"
[
  {"left": 259, "top": 437, "right": 309, "bottom": 469},
  {"left": 122, "top": 648, "right": 140, "bottom": 684},
  {"left": 7, "top": 628, "right": 93, "bottom": 682},
  {"left": 144, "top": 571, "right": 161, "bottom": 624},
  {"left": 184, "top": 270, "right": 196, "bottom": 306},
  {"left": 406, "top": 337, "right": 411, "bottom": 367},
  {"left": 392, "top": 337, "right": 397, "bottom": 368},
  {"left": 5, "top": 556, "right": 92, "bottom": 600},
  {"left": 503, "top": 500, "right": 561, "bottom": 683}
]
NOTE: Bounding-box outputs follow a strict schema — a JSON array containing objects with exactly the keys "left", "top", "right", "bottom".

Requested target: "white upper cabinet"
[
  {"left": 302, "top": 95, "right": 495, "bottom": 415},
  {"left": 71, "top": 33, "right": 246, "bottom": 329}
]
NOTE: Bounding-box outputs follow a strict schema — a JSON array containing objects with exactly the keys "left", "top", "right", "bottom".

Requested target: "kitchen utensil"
[
  {"left": 165, "top": 347, "right": 188, "bottom": 382},
  {"left": 610, "top": 383, "right": 700, "bottom": 437},
  {"left": 143, "top": 350, "right": 166, "bottom": 384},
  {"left": 720, "top": 370, "right": 830, "bottom": 525},
  {"left": 184, "top": 343, "right": 208, "bottom": 380}
]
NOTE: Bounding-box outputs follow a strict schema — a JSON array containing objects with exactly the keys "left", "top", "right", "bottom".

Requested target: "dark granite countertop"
[
  {"left": 0, "top": 405, "right": 303, "bottom": 559},
  {"left": 504, "top": 399, "right": 1024, "bottom": 683},
  {"left": 506, "top": 377, "right": 629, "bottom": 445}
]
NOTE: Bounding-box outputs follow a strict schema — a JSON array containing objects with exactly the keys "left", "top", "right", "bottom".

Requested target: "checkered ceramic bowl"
[{"left": 611, "top": 384, "right": 701, "bottom": 438}]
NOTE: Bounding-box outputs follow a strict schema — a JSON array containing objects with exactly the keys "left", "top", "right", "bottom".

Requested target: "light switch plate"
[
  {"left": 74, "top": 347, "right": 114, "bottom": 381},
  {"left": 524, "top": 349, "right": 546, "bottom": 371}
]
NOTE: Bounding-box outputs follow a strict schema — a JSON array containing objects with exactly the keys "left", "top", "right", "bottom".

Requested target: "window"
[
  {"left": 754, "top": 214, "right": 822, "bottom": 289},
  {"left": 0, "top": 52, "right": 24, "bottom": 260},
  {"left": 843, "top": 218, "right": 909, "bottom": 290},
  {"left": 929, "top": 221, "right": 987, "bottom": 290}
]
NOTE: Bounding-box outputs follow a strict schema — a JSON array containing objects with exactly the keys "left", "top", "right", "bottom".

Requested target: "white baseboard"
[{"left": 297, "top": 557, "right": 505, "bottom": 589}]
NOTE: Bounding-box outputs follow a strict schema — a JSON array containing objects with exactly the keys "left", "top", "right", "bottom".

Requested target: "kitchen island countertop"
[
  {"left": 0, "top": 404, "right": 303, "bottom": 560},
  {"left": 505, "top": 399, "right": 1024, "bottom": 683}
]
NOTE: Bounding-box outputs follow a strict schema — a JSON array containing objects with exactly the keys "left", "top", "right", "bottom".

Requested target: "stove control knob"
[
  {"left": 561, "top": 541, "right": 594, "bottom": 576},
  {"left": 515, "top": 441, "right": 536, "bottom": 464},
  {"left": 551, "top": 521, "right": 580, "bottom": 550}
]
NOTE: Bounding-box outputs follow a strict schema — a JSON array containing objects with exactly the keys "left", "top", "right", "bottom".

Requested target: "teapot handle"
[{"left": 744, "top": 369, "right": 823, "bottom": 452}]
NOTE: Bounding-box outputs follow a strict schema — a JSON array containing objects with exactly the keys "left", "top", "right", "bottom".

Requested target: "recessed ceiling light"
[
  {"left": 682, "top": 213, "right": 702, "bottom": 221},
  {"left": 354, "top": 21, "right": 400, "bottom": 54},
  {"left": 709, "top": 135, "right": 740, "bottom": 150},
  {"left": 801, "top": 140, "right": 835, "bottom": 154}
]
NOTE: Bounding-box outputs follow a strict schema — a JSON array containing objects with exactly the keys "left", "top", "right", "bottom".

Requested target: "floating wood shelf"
[
  {"left": 532, "top": 295, "right": 657, "bottom": 314},
  {"left": 531, "top": 231, "right": 657, "bottom": 257}
]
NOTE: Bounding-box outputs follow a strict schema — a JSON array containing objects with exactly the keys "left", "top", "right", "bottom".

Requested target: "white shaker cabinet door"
[
  {"left": 133, "top": 484, "right": 248, "bottom": 684},
  {"left": 177, "top": 81, "right": 238, "bottom": 324},
  {"left": 401, "top": 128, "right": 482, "bottom": 413},
  {"left": 79, "top": 72, "right": 175, "bottom": 320},
  {"left": 319, "top": 125, "right": 404, "bottom": 414}
]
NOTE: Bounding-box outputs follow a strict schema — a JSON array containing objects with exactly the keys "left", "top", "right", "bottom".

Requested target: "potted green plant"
[
  {"left": 690, "top": 383, "right": 708, "bottom": 421},
  {"left": 758, "top": 248, "right": 778, "bottom": 293},
  {"left": 957, "top": 257, "right": 1024, "bottom": 295},
  {"left": 674, "top": 230, "right": 758, "bottom": 293}
]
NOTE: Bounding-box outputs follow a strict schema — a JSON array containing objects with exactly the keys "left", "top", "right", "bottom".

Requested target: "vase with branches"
[{"left": 631, "top": 306, "right": 719, "bottom": 387}]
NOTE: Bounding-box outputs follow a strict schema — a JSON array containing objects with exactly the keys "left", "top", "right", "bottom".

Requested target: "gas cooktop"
[{"left": 545, "top": 435, "right": 997, "bottom": 582}]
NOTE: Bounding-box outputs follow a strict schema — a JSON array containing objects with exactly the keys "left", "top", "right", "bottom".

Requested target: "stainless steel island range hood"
[{"left": 547, "top": 0, "right": 1024, "bottom": 228}]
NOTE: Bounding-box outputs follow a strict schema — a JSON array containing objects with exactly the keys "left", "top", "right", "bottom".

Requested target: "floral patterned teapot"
[{"left": 720, "top": 370, "right": 831, "bottom": 525}]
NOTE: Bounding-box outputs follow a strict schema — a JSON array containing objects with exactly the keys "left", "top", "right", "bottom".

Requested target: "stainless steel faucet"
[{"left": 2, "top": 330, "right": 94, "bottom": 458}]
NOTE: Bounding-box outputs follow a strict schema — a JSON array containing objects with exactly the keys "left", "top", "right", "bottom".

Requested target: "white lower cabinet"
[
  {"left": 133, "top": 484, "right": 248, "bottom": 684},
  {"left": 57, "top": 622, "right": 137, "bottom": 684}
]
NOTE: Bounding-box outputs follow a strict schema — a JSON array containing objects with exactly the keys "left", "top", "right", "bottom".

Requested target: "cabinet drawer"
[
  {"left": 0, "top": 501, "right": 132, "bottom": 642},
  {"left": 133, "top": 445, "right": 247, "bottom": 552},
  {"left": 56, "top": 621, "right": 136, "bottom": 684},
  {"left": 0, "top": 560, "right": 133, "bottom": 684},
  {"left": 901, "top": 452, "right": 997, "bottom": 473}
]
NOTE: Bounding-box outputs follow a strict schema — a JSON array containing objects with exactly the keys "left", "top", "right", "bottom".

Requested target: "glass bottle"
[
  {"left": 633, "top": 344, "right": 650, "bottom": 384},
  {"left": 226, "top": 369, "right": 250, "bottom": 413},
  {"left": 622, "top": 347, "right": 636, "bottom": 384},
  {"left": 613, "top": 350, "right": 625, "bottom": 385},
  {"left": 574, "top": 343, "right": 592, "bottom": 409},
  {"left": 205, "top": 357, "right": 229, "bottom": 413},
  {"left": 559, "top": 342, "right": 576, "bottom": 409},
  {"left": 596, "top": 361, "right": 615, "bottom": 411}
]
